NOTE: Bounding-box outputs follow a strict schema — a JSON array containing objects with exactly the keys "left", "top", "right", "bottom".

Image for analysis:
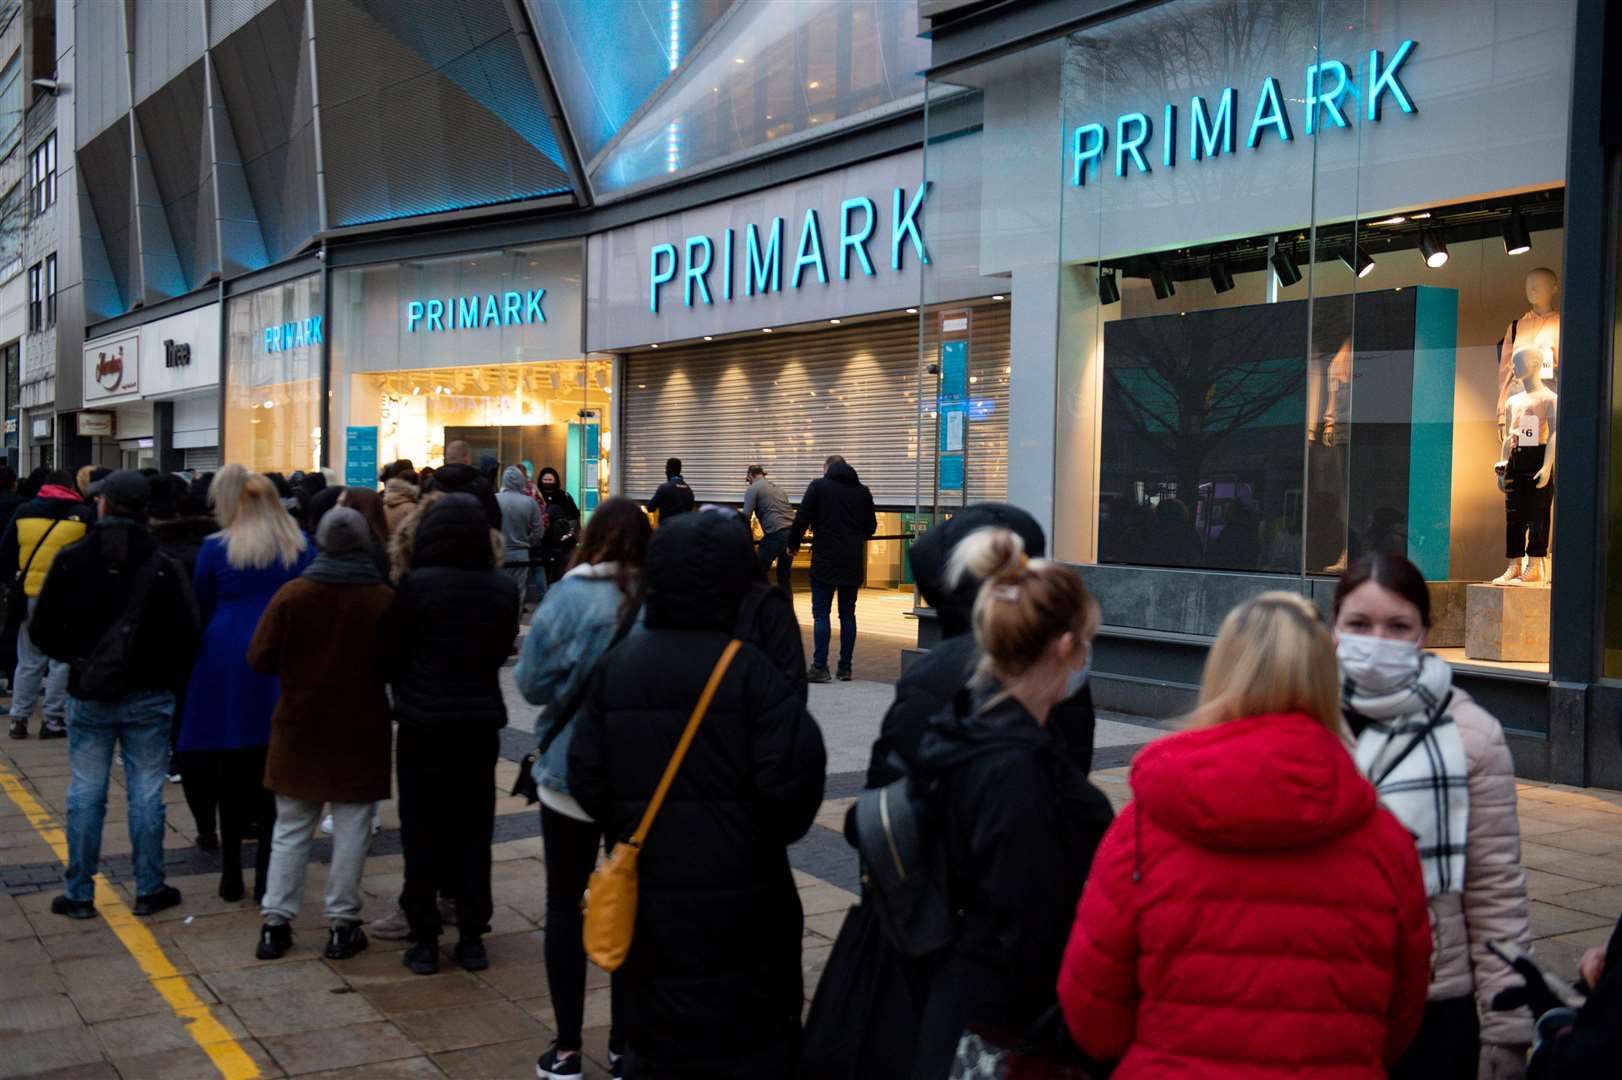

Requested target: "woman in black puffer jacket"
[
  {"left": 569, "top": 511, "right": 827, "bottom": 1078},
  {"left": 383, "top": 493, "right": 519, "bottom": 975}
]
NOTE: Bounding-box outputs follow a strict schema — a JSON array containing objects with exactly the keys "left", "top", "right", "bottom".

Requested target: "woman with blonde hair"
[
  {"left": 1059, "top": 592, "right": 1432, "bottom": 1077},
  {"left": 902, "top": 526, "right": 1114, "bottom": 1078},
  {"left": 179, "top": 471, "right": 314, "bottom": 903}
]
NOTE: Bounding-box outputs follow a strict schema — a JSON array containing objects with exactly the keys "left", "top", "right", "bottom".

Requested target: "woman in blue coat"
[{"left": 179, "top": 466, "right": 313, "bottom": 902}]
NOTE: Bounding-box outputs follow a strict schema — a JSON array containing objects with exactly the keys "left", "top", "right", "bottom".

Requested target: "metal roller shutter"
[
  {"left": 183, "top": 447, "right": 221, "bottom": 472},
  {"left": 620, "top": 304, "right": 1009, "bottom": 508}
]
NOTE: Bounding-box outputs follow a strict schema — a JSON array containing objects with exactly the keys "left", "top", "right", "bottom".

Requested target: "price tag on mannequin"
[{"left": 1517, "top": 419, "right": 1540, "bottom": 447}]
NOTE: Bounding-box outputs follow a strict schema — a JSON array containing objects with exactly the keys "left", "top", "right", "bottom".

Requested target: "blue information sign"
[{"left": 344, "top": 426, "right": 378, "bottom": 489}]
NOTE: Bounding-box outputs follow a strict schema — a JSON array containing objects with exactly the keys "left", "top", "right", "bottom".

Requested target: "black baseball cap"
[{"left": 89, "top": 469, "right": 151, "bottom": 513}]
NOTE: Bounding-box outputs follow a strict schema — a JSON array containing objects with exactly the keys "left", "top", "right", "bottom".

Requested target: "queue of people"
[{"left": 4, "top": 454, "right": 1618, "bottom": 1079}]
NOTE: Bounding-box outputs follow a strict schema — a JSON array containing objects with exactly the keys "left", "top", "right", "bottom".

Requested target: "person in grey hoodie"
[
  {"left": 514, "top": 496, "right": 651, "bottom": 1079},
  {"left": 496, "top": 466, "right": 544, "bottom": 606}
]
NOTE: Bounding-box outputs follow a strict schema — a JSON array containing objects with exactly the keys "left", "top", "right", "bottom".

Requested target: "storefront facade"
[
  {"left": 80, "top": 303, "right": 221, "bottom": 472},
  {"left": 922, "top": 0, "right": 1622, "bottom": 784}
]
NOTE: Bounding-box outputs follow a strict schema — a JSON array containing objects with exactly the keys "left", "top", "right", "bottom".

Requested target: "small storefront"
[
  {"left": 922, "top": 0, "right": 1622, "bottom": 780},
  {"left": 81, "top": 303, "right": 222, "bottom": 472},
  {"left": 586, "top": 147, "right": 1009, "bottom": 587}
]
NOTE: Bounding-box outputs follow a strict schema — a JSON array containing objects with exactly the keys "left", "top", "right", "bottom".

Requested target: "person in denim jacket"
[{"left": 515, "top": 496, "right": 650, "bottom": 1080}]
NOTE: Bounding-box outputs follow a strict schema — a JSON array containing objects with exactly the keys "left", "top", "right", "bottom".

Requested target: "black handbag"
[
  {"left": 801, "top": 902, "right": 927, "bottom": 1079},
  {"left": 1, "top": 518, "right": 62, "bottom": 633}
]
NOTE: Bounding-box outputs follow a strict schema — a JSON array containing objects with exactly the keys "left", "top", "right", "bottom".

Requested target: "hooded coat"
[
  {"left": 382, "top": 494, "right": 520, "bottom": 733},
  {"left": 496, "top": 466, "right": 544, "bottom": 562},
  {"left": 423, "top": 461, "right": 501, "bottom": 527},
  {"left": 382, "top": 477, "right": 419, "bottom": 533},
  {"left": 789, "top": 460, "right": 877, "bottom": 587},
  {"left": 909, "top": 692, "right": 1115, "bottom": 1080},
  {"left": 1057, "top": 713, "right": 1432, "bottom": 1078},
  {"left": 568, "top": 511, "right": 827, "bottom": 1077}
]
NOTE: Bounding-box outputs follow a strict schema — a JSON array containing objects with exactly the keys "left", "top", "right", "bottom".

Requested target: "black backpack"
[
  {"left": 74, "top": 553, "right": 166, "bottom": 702},
  {"left": 851, "top": 752, "right": 956, "bottom": 959}
]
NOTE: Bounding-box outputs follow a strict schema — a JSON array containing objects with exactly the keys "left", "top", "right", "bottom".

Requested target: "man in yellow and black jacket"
[{"left": 3, "top": 470, "right": 94, "bottom": 739}]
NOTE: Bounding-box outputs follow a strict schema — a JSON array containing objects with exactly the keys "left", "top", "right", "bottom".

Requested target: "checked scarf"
[{"left": 1345, "top": 651, "right": 1469, "bottom": 898}]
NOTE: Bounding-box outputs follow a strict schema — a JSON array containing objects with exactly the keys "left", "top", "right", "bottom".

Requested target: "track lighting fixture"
[
  {"left": 1270, "top": 248, "right": 1302, "bottom": 288},
  {"left": 1340, "top": 245, "right": 1376, "bottom": 279},
  {"left": 1208, "top": 259, "right": 1235, "bottom": 294},
  {"left": 1502, "top": 208, "right": 1531, "bottom": 255},
  {"left": 1148, "top": 264, "right": 1175, "bottom": 300},
  {"left": 1418, "top": 229, "right": 1449, "bottom": 268},
  {"left": 1098, "top": 270, "right": 1120, "bottom": 305}
]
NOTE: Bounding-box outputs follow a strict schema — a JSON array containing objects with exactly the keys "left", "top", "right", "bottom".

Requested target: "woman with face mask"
[
  {"left": 1333, "top": 553, "right": 1533, "bottom": 1080},
  {"left": 907, "top": 526, "right": 1115, "bottom": 1079}
]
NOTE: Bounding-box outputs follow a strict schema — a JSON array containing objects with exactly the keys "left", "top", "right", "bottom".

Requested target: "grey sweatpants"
[{"left": 260, "top": 796, "right": 371, "bottom": 926}]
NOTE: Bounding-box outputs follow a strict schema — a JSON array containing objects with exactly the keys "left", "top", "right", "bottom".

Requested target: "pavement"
[{"left": 3, "top": 623, "right": 1621, "bottom": 1078}]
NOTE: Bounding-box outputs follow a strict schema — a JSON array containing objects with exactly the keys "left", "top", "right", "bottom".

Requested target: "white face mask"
[
  {"left": 1063, "top": 659, "right": 1090, "bottom": 700},
  {"left": 1336, "top": 632, "right": 1423, "bottom": 695}
]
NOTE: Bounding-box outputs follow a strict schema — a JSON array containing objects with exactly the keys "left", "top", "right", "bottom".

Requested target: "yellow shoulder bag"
[{"left": 583, "top": 639, "right": 743, "bottom": 972}]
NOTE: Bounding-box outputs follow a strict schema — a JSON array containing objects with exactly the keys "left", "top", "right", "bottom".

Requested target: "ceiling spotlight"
[
  {"left": 1208, "top": 259, "right": 1235, "bottom": 294},
  {"left": 992, "top": 294, "right": 1005, "bottom": 301},
  {"left": 1270, "top": 248, "right": 1302, "bottom": 287},
  {"left": 1418, "top": 229, "right": 1449, "bottom": 268},
  {"left": 906, "top": 307, "right": 918, "bottom": 314},
  {"left": 761, "top": 327, "right": 773, "bottom": 333},
  {"left": 1148, "top": 264, "right": 1175, "bottom": 300},
  {"left": 1502, "top": 208, "right": 1531, "bottom": 255},
  {"left": 703, "top": 335, "right": 713, "bottom": 340},
  {"left": 829, "top": 318, "right": 841, "bottom": 324},
  {"left": 1097, "top": 270, "right": 1120, "bottom": 305},
  {"left": 1373, "top": 215, "right": 1407, "bottom": 226},
  {"left": 650, "top": 343, "right": 659, "bottom": 349},
  {"left": 1340, "top": 245, "right": 1376, "bottom": 279}
]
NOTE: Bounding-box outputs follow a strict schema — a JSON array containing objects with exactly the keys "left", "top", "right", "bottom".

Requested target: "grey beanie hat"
[{"left": 316, "top": 506, "right": 371, "bottom": 554}]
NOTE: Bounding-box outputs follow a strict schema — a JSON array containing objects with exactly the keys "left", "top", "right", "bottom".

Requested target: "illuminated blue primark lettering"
[
  {"left": 1072, "top": 123, "right": 1106, "bottom": 186},
  {"left": 262, "top": 317, "right": 323, "bottom": 352},
  {"left": 525, "top": 288, "right": 545, "bottom": 323},
  {"left": 1367, "top": 40, "right": 1418, "bottom": 121},
  {"left": 721, "top": 228, "right": 734, "bottom": 300},
  {"left": 1246, "top": 76, "right": 1293, "bottom": 148},
  {"left": 1191, "top": 89, "right": 1235, "bottom": 160},
  {"left": 426, "top": 300, "right": 444, "bottom": 331},
  {"left": 502, "top": 291, "right": 522, "bottom": 325},
  {"left": 1305, "top": 60, "right": 1351, "bottom": 134},
  {"left": 793, "top": 209, "right": 828, "bottom": 288},
  {"left": 839, "top": 197, "right": 876, "bottom": 279},
  {"left": 1115, "top": 113, "right": 1151, "bottom": 177},
  {"left": 683, "top": 235, "right": 713, "bottom": 306},
  {"left": 650, "top": 242, "right": 677, "bottom": 312},
  {"left": 457, "top": 296, "right": 478, "bottom": 329},
  {"left": 482, "top": 294, "right": 499, "bottom": 327},
  {"left": 1162, "top": 103, "right": 1176, "bottom": 168},
  {"left": 406, "top": 301, "right": 424, "bottom": 332},
  {"left": 746, "top": 219, "right": 782, "bottom": 296},
  {"left": 402, "top": 291, "right": 545, "bottom": 332},
  {"left": 891, "top": 182, "right": 930, "bottom": 270}
]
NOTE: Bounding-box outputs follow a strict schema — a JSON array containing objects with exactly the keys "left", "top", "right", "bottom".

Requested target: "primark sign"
[{"left": 1070, "top": 40, "right": 1418, "bottom": 186}]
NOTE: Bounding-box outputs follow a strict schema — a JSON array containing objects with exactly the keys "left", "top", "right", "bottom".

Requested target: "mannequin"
[
  {"left": 1496, "top": 268, "right": 1561, "bottom": 436},
  {"left": 1492, "top": 346, "right": 1556, "bottom": 586}
]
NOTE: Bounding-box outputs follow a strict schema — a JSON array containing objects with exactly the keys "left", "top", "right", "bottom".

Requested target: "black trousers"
[
  {"left": 1389, "top": 995, "right": 1479, "bottom": 1080},
  {"left": 211, "top": 747, "right": 273, "bottom": 894},
  {"left": 1504, "top": 445, "right": 1553, "bottom": 558},
  {"left": 541, "top": 806, "right": 624, "bottom": 1052},
  {"left": 397, "top": 726, "right": 497, "bottom": 942}
]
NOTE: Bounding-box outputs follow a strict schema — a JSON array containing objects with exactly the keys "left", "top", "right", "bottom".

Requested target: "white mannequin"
[
  {"left": 1496, "top": 268, "right": 1561, "bottom": 438},
  {"left": 1492, "top": 347, "right": 1556, "bottom": 586}
]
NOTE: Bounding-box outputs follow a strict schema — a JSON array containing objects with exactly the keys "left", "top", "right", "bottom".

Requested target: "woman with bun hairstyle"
[
  {"left": 909, "top": 527, "right": 1114, "bottom": 1079},
  {"left": 1059, "top": 592, "right": 1431, "bottom": 1077},
  {"left": 1333, "top": 553, "right": 1533, "bottom": 1079}
]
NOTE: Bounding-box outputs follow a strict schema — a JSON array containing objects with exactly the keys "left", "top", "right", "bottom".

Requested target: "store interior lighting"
[
  {"left": 1208, "top": 259, "right": 1235, "bottom": 294},
  {"left": 1097, "top": 270, "right": 1120, "bottom": 305},
  {"left": 1270, "top": 248, "right": 1302, "bottom": 287},
  {"left": 1502, "top": 208, "right": 1532, "bottom": 255},
  {"left": 1148, "top": 263, "right": 1175, "bottom": 299},
  {"left": 1418, "top": 229, "right": 1449, "bottom": 268},
  {"left": 1341, "top": 245, "right": 1377, "bottom": 278}
]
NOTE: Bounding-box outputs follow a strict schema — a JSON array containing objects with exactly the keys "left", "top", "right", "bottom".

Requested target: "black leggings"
[
  {"left": 541, "top": 805, "right": 623, "bottom": 1053},
  {"left": 168, "top": 700, "right": 218, "bottom": 841},
  {"left": 211, "top": 747, "right": 274, "bottom": 896}
]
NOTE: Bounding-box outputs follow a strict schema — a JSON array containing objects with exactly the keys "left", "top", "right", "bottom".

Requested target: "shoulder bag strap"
[
  {"left": 627, "top": 639, "right": 742, "bottom": 849},
  {"left": 536, "top": 593, "right": 645, "bottom": 754},
  {"left": 17, "top": 517, "right": 63, "bottom": 585}
]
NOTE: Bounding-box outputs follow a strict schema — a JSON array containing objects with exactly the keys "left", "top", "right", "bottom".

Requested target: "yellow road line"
[{"left": 0, "top": 766, "right": 261, "bottom": 1079}]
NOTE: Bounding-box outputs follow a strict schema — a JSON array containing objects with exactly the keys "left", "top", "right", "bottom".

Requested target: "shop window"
[
  {"left": 29, "top": 132, "right": 54, "bottom": 215},
  {"left": 223, "top": 273, "right": 324, "bottom": 473},
  {"left": 43, "top": 253, "right": 53, "bottom": 326},
  {"left": 25, "top": 260, "right": 38, "bottom": 331}
]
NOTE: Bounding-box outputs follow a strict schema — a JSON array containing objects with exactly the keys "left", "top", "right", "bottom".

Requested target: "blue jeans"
[
  {"left": 11, "top": 598, "right": 69, "bottom": 723},
  {"left": 757, "top": 529, "right": 793, "bottom": 593},
  {"left": 64, "top": 691, "right": 176, "bottom": 902},
  {"left": 810, "top": 580, "right": 858, "bottom": 671}
]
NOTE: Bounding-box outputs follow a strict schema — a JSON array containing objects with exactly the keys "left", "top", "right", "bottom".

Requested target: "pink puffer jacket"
[{"left": 1429, "top": 690, "right": 1533, "bottom": 1051}]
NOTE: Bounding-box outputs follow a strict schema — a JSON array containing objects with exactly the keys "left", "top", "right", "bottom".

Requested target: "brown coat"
[
  {"left": 383, "top": 478, "right": 419, "bottom": 535},
  {"left": 247, "top": 576, "right": 395, "bottom": 804}
]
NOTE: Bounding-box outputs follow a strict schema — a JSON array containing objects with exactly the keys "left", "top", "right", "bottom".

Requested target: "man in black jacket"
[
  {"left": 30, "top": 470, "right": 201, "bottom": 920},
  {"left": 789, "top": 455, "right": 877, "bottom": 682},
  {"left": 645, "top": 457, "right": 695, "bottom": 522},
  {"left": 569, "top": 511, "right": 826, "bottom": 1078},
  {"left": 423, "top": 440, "right": 500, "bottom": 527}
]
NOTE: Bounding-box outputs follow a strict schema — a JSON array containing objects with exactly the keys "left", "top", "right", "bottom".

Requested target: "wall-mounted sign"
[
  {"left": 77, "top": 412, "right": 114, "bottom": 437},
  {"left": 344, "top": 426, "right": 379, "bottom": 488},
  {"left": 1070, "top": 40, "right": 1418, "bottom": 186},
  {"left": 30, "top": 416, "right": 51, "bottom": 439},
  {"left": 164, "top": 339, "right": 192, "bottom": 368},
  {"left": 405, "top": 289, "right": 546, "bottom": 333},
  {"left": 262, "top": 316, "right": 324, "bottom": 354},
  {"left": 82, "top": 331, "right": 141, "bottom": 402}
]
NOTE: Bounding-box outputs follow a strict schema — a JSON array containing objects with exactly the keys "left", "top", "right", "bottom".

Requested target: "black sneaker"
[
  {"left": 325, "top": 922, "right": 368, "bottom": 960},
  {"left": 608, "top": 1048, "right": 625, "bottom": 1079},
  {"left": 453, "top": 937, "right": 488, "bottom": 972},
  {"left": 402, "top": 939, "right": 439, "bottom": 975},
  {"left": 535, "top": 1045, "right": 583, "bottom": 1079},
  {"left": 38, "top": 717, "right": 66, "bottom": 739},
  {"left": 8, "top": 717, "right": 26, "bottom": 739},
  {"left": 806, "top": 665, "right": 832, "bottom": 684},
  {"left": 256, "top": 921, "right": 292, "bottom": 960},
  {"left": 49, "top": 894, "right": 95, "bottom": 919},
  {"left": 836, "top": 666, "right": 853, "bottom": 682},
  {"left": 132, "top": 885, "right": 182, "bottom": 916}
]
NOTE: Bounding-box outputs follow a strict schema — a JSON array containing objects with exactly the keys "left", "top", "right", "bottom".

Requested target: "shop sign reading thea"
[
  {"left": 1070, "top": 40, "right": 1418, "bottom": 186},
  {"left": 648, "top": 183, "right": 930, "bottom": 313}
]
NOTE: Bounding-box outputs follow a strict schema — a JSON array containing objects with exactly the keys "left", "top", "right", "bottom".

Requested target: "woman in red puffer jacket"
[{"left": 1058, "top": 592, "right": 1432, "bottom": 1078}]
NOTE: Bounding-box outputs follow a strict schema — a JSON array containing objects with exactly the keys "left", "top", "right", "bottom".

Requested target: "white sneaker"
[{"left": 320, "top": 814, "right": 334, "bottom": 835}]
